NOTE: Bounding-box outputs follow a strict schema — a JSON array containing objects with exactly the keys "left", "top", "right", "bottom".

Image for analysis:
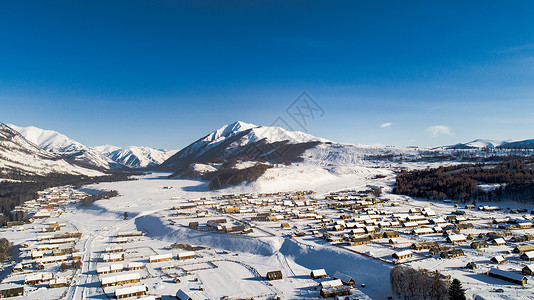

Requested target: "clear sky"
[{"left": 1, "top": 1, "right": 534, "bottom": 150}]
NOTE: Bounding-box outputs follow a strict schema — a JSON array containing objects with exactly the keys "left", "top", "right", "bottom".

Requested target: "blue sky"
[{"left": 1, "top": 1, "right": 534, "bottom": 149}]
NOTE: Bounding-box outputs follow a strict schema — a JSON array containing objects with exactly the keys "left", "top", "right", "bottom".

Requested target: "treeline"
[
  {"left": 0, "top": 171, "right": 132, "bottom": 226},
  {"left": 81, "top": 190, "right": 119, "bottom": 206},
  {"left": 390, "top": 266, "right": 451, "bottom": 300},
  {"left": 60, "top": 260, "right": 82, "bottom": 271},
  {"left": 393, "top": 160, "right": 534, "bottom": 203},
  {"left": 204, "top": 164, "right": 272, "bottom": 190},
  {"left": 0, "top": 238, "right": 14, "bottom": 261}
]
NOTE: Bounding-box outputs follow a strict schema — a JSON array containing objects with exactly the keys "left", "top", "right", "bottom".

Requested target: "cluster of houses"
[
  {"left": 93, "top": 228, "right": 204, "bottom": 299},
  {"left": 0, "top": 186, "right": 90, "bottom": 299},
  {"left": 176, "top": 189, "right": 534, "bottom": 291},
  {"left": 310, "top": 269, "right": 358, "bottom": 298},
  {"left": 10, "top": 186, "right": 87, "bottom": 218},
  {"left": 1, "top": 226, "right": 83, "bottom": 298}
]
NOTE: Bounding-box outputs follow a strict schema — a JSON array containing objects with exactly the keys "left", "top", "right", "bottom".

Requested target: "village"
[{"left": 1, "top": 177, "right": 534, "bottom": 299}]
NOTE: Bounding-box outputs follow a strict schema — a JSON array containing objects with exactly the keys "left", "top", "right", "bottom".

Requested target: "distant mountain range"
[
  {"left": 2, "top": 120, "right": 534, "bottom": 181},
  {"left": 447, "top": 139, "right": 534, "bottom": 149},
  {"left": 7, "top": 124, "right": 176, "bottom": 170}
]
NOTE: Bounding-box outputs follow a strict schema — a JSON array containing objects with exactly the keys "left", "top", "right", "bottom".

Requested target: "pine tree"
[{"left": 449, "top": 278, "right": 466, "bottom": 300}]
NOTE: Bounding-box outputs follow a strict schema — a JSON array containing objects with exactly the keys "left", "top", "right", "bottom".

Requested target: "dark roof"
[{"left": 488, "top": 268, "right": 527, "bottom": 284}]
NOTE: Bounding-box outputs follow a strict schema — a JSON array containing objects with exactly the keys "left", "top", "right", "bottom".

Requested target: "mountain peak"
[{"left": 208, "top": 121, "right": 258, "bottom": 141}]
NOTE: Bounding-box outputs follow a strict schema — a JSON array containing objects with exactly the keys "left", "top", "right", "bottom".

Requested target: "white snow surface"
[{"left": 59, "top": 173, "right": 383, "bottom": 299}]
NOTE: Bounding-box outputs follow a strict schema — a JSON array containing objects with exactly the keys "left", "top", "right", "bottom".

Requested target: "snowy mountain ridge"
[
  {"left": 8, "top": 124, "right": 119, "bottom": 169},
  {"left": 8, "top": 124, "right": 177, "bottom": 169},
  {"left": 171, "top": 121, "right": 329, "bottom": 161},
  {"left": 448, "top": 138, "right": 534, "bottom": 149},
  {"left": 0, "top": 123, "right": 103, "bottom": 176},
  {"left": 103, "top": 146, "right": 177, "bottom": 168}
]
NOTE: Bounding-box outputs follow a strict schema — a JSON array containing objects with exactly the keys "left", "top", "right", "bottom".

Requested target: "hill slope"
[
  {"left": 448, "top": 138, "right": 534, "bottom": 149},
  {"left": 0, "top": 123, "right": 103, "bottom": 176},
  {"left": 8, "top": 124, "right": 120, "bottom": 170}
]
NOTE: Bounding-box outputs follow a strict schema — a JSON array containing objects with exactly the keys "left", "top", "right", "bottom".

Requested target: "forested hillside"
[
  {"left": 0, "top": 171, "right": 132, "bottom": 225},
  {"left": 393, "top": 160, "right": 534, "bottom": 203}
]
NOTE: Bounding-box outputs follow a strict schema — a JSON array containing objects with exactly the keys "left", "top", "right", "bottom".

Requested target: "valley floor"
[{"left": 3, "top": 168, "right": 534, "bottom": 299}]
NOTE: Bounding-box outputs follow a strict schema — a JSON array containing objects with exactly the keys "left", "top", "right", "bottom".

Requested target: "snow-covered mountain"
[
  {"left": 448, "top": 138, "right": 534, "bottom": 149},
  {"left": 102, "top": 146, "right": 177, "bottom": 168},
  {"left": 93, "top": 144, "right": 121, "bottom": 155},
  {"left": 448, "top": 139, "right": 510, "bottom": 149},
  {"left": 8, "top": 124, "right": 121, "bottom": 170},
  {"left": 499, "top": 139, "right": 534, "bottom": 149},
  {"left": 0, "top": 123, "right": 103, "bottom": 176},
  {"left": 158, "top": 121, "right": 330, "bottom": 174}
]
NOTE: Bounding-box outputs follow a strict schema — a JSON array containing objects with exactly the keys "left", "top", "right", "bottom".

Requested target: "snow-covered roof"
[
  {"left": 101, "top": 273, "right": 140, "bottom": 285},
  {"left": 394, "top": 250, "right": 413, "bottom": 257},
  {"left": 176, "top": 289, "right": 204, "bottom": 300},
  {"left": 448, "top": 234, "right": 466, "bottom": 241},
  {"left": 114, "top": 284, "right": 147, "bottom": 297},
  {"left": 320, "top": 279, "right": 343, "bottom": 288},
  {"left": 333, "top": 271, "right": 354, "bottom": 284},
  {"left": 311, "top": 269, "right": 327, "bottom": 277}
]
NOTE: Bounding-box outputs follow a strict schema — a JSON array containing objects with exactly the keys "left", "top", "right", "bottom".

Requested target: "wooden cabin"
[
  {"left": 491, "top": 255, "right": 506, "bottom": 264},
  {"left": 522, "top": 264, "right": 534, "bottom": 275},
  {"left": 520, "top": 251, "right": 534, "bottom": 261},
  {"left": 382, "top": 231, "right": 399, "bottom": 239},
  {"left": 114, "top": 285, "right": 148, "bottom": 299},
  {"left": 392, "top": 250, "right": 413, "bottom": 260},
  {"left": 149, "top": 253, "right": 173, "bottom": 263},
  {"left": 101, "top": 273, "right": 141, "bottom": 288},
  {"left": 310, "top": 269, "right": 327, "bottom": 279},
  {"left": 176, "top": 289, "right": 203, "bottom": 300},
  {"left": 514, "top": 245, "right": 534, "bottom": 254},
  {"left": 0, "top": 284, "right": 24, "bottom": 298},
  {"left": 466, "top": 262, "right": 477, "bottom": 270},
  {"left": 440, "top": 249, "right": 464, "bottom": 259},
  {"left": 49, "top": 277, "right": 69, "bottom": 288},
  {"left": 471, "top": 240, "right": 489, "bottom": 249},
  {"left": 456, "top": 223, "right": 474, "bottom": 230},
  {"left": 320, "top": 286, "right": 350, "bottom": 298},
  {"left": 446, "top": 234, "right": 467, "bottom": 245},
  {"left": 488, "top": 268, "right": 527, "bottom": 286},
  {"left": 491, "top": 238, "right": 506, "bottom": 246},
  {"left": 350, "top": 236, "right": 371, "bottom": 246},
  {"left": 412, "top": 228, "right": 434, "bottom": 236},
  {"left": 368, "top": 233, "right": 382, "bottom": 240},
  {"left": 410, "top": 241, "right": 438, "bottom": 250},
  {"left": 266, "top": 270, "right": 283, "bottom": 281},
  {"left": 429, "top": 246, "right": 449, "bottom": 255},
  {"left": 177, "top": 251, "right": 195, "bottom": 260},
  {"left": 24, "top": 273, "right": 53, "bottom": 285},
  {"left": 102, "top": 253, "right": 125, "bottom": 263},
  {"left": 333, "top": 271, "right": 355, "bottom": 286}
]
